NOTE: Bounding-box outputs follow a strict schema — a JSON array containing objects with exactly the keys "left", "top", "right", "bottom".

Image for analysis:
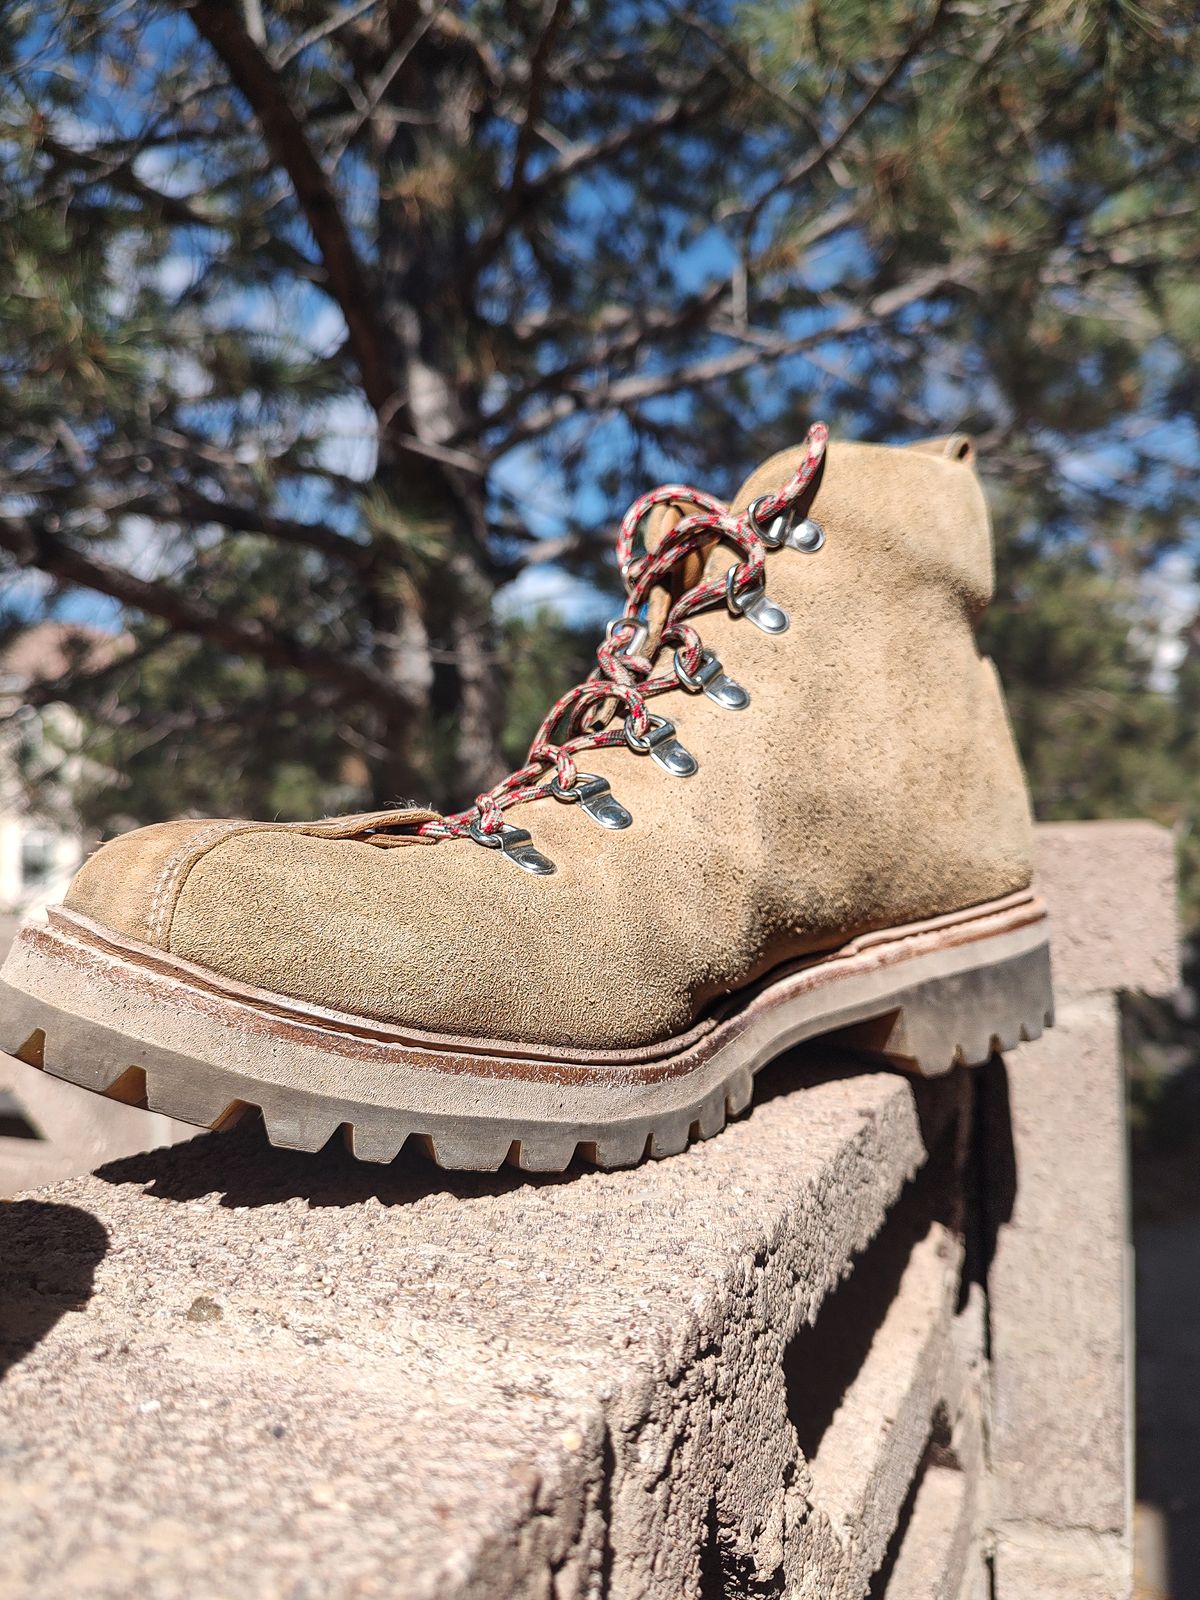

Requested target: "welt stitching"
[
  {"left": 147, "top": 822, "right": 246, "bottom": 947},
  {"left": 145, "top": 813, "right": 434, "bottom": 947}
]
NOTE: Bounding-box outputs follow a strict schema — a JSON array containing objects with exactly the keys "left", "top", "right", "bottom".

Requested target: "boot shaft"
[{"left": 548, "top": 432, "right": 1033, "bottom": 927}]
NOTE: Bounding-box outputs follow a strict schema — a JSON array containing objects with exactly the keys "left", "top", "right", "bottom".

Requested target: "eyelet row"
[{"left": 475, "top": 504, "right": 824, "bottom": 871}]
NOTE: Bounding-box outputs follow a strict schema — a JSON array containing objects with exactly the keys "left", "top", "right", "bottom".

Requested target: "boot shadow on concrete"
[
  {"left": 92, "top": 1043, "right": 1014, "bottom": 1227},
  {"left": 96, "top": 1119, "right": 579, "bottom": 1210},
  {"left": 0, "top": 1201, "right": 109, "bottom": 1380},
  {"left": 1128, "top": 1007, "right": 1200, "bottom": 1600},
  {"left": 91, "top": 1046, "right": 936, "bottom": 1210},
  {"left": 965, "top": 1053, "right": 1018, "bottom": 1307}
]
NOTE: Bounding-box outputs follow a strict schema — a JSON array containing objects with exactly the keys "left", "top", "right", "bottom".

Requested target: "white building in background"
[
  {"left": 0, "top": 623, "right": 113, "bottom": 919},
  {"left": 0, "top": 809, "right": 80, "bottom": 916}
]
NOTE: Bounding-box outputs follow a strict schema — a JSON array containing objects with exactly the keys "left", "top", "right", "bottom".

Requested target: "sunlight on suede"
[{"left": 64, "top": 438, "right": 1033, "bottom": 1050}]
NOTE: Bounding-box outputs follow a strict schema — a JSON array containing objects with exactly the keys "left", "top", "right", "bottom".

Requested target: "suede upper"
[{"left": 65, "top": 437, "right": 1035, "bottom": 1050}]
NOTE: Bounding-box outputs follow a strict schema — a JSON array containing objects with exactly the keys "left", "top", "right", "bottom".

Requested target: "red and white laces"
[{"left": 417, "top": 422, "right": 829, "bottom": 870}]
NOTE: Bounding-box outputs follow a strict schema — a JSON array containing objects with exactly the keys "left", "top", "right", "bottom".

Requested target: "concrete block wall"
[
  {"left": 0, "top": 821, "right": 1177, "bottom": 1599},
  {"left": 985, "top": 823, "right": 1180, "bottom": 1600}
]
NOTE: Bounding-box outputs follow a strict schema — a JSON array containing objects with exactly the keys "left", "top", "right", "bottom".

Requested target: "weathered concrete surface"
[
  {"left": 875, "top": 1337, "right": 986, "bottom": 1600},
  {"left": 1, "top": 1066, "right": 961, "bottom": 1600},
  {"left": 878, "top": 1461, "right": 975, "bottom": 1600},
  {"left": 987, "top": 820, "right": 1179, "bottom": 1600},
  {"left": 993, "top": 1527, "right": 1130, "bottom": 1599},
  {"left": 988, "top": 1000, "right": 1130, "bottom": 1540},
  {"left": 1036, "top": 820, "right": 1179, "bottom": 1002},
  {"left": 797, "top": 1213, "right": 961, "bottom": 1600}
]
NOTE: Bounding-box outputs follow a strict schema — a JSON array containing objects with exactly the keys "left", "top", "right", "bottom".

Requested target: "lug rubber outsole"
[{"left": 0, "top": 896, "right": 1054, "bottom": 1173}]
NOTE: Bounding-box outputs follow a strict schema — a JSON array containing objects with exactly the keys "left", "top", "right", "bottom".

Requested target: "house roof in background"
[{"left": 0, "top": 623, "right": 126, "bottom": 693}]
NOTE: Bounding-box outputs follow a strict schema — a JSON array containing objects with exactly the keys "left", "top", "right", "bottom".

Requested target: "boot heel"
[{"left": 834, "top": 942, "right": 1054, "bottom": 1077}]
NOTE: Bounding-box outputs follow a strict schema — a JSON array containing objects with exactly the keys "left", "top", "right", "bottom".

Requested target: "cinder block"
[
  {"left": 792, "top": 1219, "right": 961, "bottom": 1598},
  {"left": 987, "top": 996, "right": 1131, "bottom": 1547},
  {"left": 993, "top": 1527, "right": 1129, "bottom": 1600},
  {"left": 879, "top": 1366, "right": 985, "bottom": 1600},
  {"left": 0, "top": 1066, "right": 963, "bottom": 1600},
  {"left": 879, "top": 1461, "right": 973, "bottom": 1600},
  {"left": 1036, "top": 821, "right": 1178, "bottom": 1001}
]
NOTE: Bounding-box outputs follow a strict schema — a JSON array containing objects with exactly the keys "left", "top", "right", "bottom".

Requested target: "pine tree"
[{"left": 1, "top": 0, "right": 1196, "bottom": 824}]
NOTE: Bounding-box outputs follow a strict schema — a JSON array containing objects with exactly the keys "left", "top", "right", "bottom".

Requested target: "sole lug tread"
[
  {"left": 13, "top": 1027, "right": 46, "bottom": 1069},
  {"left": 693, "top": 1090, "right": 726, "bottom": 1141},
  {"left": 955, "top": 1031, "right": 997, "bottom": 1069},
  {"left": 510, "top": 1135, "right": 578, "bottom": 1173},
  {"left": 103, "top": 1065, "right": 149, "bottom": 1107},
  {"left": 725, "top": 1068, "right": 754, "bottom": 1118},
  {"left": 153, "top": 1080, "right": 252, "bottom": 1130},
  {"left": 0, "top": 925, "right": 1054, "bottom": 1174},
  {"left": 349, "top": 1123, "right": 410, "bottom": 1165},
  {"left": 260, "top": 1103, "right": 340, "bottom": 1154},
  {"left": 648, "top": 1117, "right": 691, "bottom": 1160},
  {"left": 581, "top": 1128, "right": 650, "bottom": 1170},
  {"left": 212, "top": 1098, "right": 255, "bottom": 1132},
  {"left": 43, "top": 1046, "right": 139, "bottom": 1099},
  {"left": 423, "top": 1130, "right": 512, "bottom": 1172}
]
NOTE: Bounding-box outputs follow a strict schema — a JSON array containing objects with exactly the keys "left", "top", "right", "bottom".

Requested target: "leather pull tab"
[
  {"left": 284, "top": 806, "right": 442, "bottom": 845},
  {"left": 907, "top": 434, "right": 976, "bottom": 465}
]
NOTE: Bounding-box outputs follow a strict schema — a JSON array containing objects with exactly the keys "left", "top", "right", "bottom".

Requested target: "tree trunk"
[
  {"left": 363, "top": 460, "right": 503, "bottom": 814},
  {"left": 342, "top": 10, "right": 507, "bottom": 813}
]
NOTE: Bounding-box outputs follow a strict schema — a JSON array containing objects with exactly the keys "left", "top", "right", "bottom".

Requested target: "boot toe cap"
[{"left": 64, "top": 820, "right": 244, "bottom": 950}]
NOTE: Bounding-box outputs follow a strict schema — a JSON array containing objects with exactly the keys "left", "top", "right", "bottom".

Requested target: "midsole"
[{"left": 0, "top": 896, "right": 1049, "bottom": 1126}]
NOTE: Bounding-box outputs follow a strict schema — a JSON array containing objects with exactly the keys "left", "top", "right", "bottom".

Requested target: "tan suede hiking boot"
[{"left": 0, "top": 425, "right": 1053, "bottom": 1172}]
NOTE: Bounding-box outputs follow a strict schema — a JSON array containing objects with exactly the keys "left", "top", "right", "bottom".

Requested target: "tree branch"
[
  {"left": 466, "top": 72, "right": 727, "bottom": 276},
  {"left": 0, "top": 514, "right": 408, "bottom": 713},
  {"left": 494, "top": 525, "right": 613, "bottom": 581},
  {"left": 38, "top": 131, "right": 327, "bottom": 288},
  {"left": 727, "top": 0, "right": 952, "bottom": 223},
  {"left": 184, "top": 0, "right": 401, "bottom": 418},
  {"left": 273, "top": 0, "right": 385, "bottom": 69},
  {"left": 490, "top": 261, "right": 973, "bottom": 454},
  {"left": 500, "top": 0, "right": 571, "bottom": 214},
  {"left": 480, "top": 202, "right": 861, "bottom": 445},
  {"left": 111, "top": 489, "right": 376, "bottom": 572}
]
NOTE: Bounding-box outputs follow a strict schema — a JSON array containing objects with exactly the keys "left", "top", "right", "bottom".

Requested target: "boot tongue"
[
  {"left": 622, "top": 440, "right": 823, "bottom": 663},
  {"left": 638, "top": 497, "right": 708, "bottom": 657}
]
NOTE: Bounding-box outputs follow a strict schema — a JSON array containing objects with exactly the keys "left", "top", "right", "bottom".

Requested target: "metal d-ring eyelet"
[
  {"left": 725, "top": 564, "right": 790, "bottom": 634},
  {"left": 746, "top": 494, "right": 791, "bottom": 548},
  {"left": 605, "top": 615, "right": 649, "bottom": 658},
  {"left": 623, "top": 714, "right": 698, "bottom": 777},
  {"left": 548, "top": 771, "right": 632, "bottom": 830},
  {"left": 747, "top": 496, "right": 825, "bottom": 555},
  {"left": 467, "top": 818, "right": 556, "bottom": 874},
  {"left": 673, "top": 646, "right": 750, "bottom": 710}
]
